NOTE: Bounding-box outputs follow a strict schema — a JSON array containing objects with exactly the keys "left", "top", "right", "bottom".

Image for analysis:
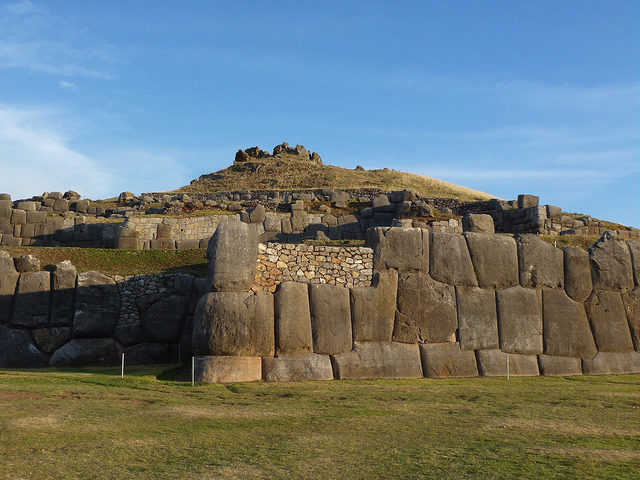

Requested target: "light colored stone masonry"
[
  {"left": 252, "top": 242, "right": 374, "bottom": 292},
  {"left": 124, "top": 214, "right": 240, "bottom": 243}
]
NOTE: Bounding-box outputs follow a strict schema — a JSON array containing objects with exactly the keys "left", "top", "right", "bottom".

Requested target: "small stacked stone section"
[{"left": 253, "top": 243, "right": 373, "bottom": 292}]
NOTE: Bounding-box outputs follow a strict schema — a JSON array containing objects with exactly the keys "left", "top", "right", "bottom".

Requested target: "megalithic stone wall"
[{"left": 193, "top": 226, "right": 640, "bottom": 382}]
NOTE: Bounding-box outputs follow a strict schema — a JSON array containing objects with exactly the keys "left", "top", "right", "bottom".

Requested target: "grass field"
[{"left": 0, "top": 366, "right": 638, "bottom": 479}]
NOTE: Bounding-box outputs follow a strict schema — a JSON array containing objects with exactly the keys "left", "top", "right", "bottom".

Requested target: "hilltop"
[{"left": 177, "top": 142, "right": 494, "bottom": 203}]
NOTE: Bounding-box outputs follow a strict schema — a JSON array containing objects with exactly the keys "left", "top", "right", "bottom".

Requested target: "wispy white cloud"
[
  {"left": 4, "top": 0, "right": 41, "bottom": 15},
  {"left": 58, "top": 80, "right": 76, "bottom": 90}
]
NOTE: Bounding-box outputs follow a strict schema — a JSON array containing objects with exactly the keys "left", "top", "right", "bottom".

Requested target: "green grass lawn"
[{"left": 0, "top": 366, "right": 637, "bottom": 480}]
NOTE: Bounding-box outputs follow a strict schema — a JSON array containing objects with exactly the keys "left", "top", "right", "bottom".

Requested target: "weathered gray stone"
[
  {"left": 622, "top": 288, "right": 640, "bottom": 351},
  {"left": 248, "top": 204, "right": 266, "bottom": 224},
  {"left": 291, "top": 210, "right": 309, "bottom": 232},
  {"left": 254, "top": 291, "right": 275, "bottom": 356},
  {"left": 263, "top": 213, "right": 282, "bottom": 232},
  {"left": 371, "top": 194, "right": 391, "bottom": 209},
  {"left": 124, "top": 343, "right": 171, "bottom": 365},
  {"left": 542, "top": 289, "right": 597, "bottom": 358},
  {"left": 430, "top": 232, "right": 477, "bottom": 286},
  {"left": 50, "top": 338, "right": 120, "bottom": 366},
  {"left": 516, "top": 234, "right": 563, "bottom": 288},
  {"left": 419, "top": 342, "right": 478, "bottom": 378},
  {"left": 546, "top": 205, "right": 562, "bottom": 219},
  {"left": 367, "top": 227, "right": 428, "bottom": 272},
  {"left": 0, "top": 250, "right": 19, "bottom": 322},
  {"left": 464, "top": 233, "right": 518, "bottom": 289},
  {"left": 140, "top": 295, "right": 189, "bottom": 342},
  {"left": 275, "top": 282, "right": 312, "bottom": 355},
  {"left": 563, "top": 246, "right": 592, "bottom": 302},
  {"left": 476, "top": 350, "right": 539, "bottom": 377},
  {"left": 262, "top": 354, "right": 334, "bottom": 382},
  {"left": 10, "top": 209, "right": 26, "bottom": 225},
  {"left": 150, "top": 239, "right": 175, "bottom": 249},
  {"left": 13, "top": 254, "right": 40, "bottom": 273},
  {"left": 53, "top": 198, "right": 69, "bottom": 213},
  {"left": 172, "top": 274, "right": 194, "bottom": 296},
  {"left": 73, "top": 271, "right": 120, "bottom": 337},
  {"left": 26, "top": 210, "right": 46, "bottom": 224},
  {"left": 393, "top": 272, "right": 456, "bottom": 344},
  {"left": 12, "top": 271, "right": 50, "bottom": 328},
  {"left": 114, "top": 323, "right": 144, "bottom": 347},
  {"left": 50, "top": 260, "right": 76, "bottom": 326},
  {"left": 351, "top": 271, "right": 398, "bottom": 342},
  {"left": 281, "top": 217, "right": 293, "bottom": 234},
  {"left": 195, "top": 356, "right": 262, "bottom": 383},
  {"left": 462, "top": 214, "right": 495, "bottom": 233},
  {"left": 207, "top": 222, "right": 258, "bottom": 291},
  {"left": 517, "top": 194, "right": 539, "bottom": 209},
  {"left": 309, "top": 284, "right": 352, "bottom": 355},
  {"left": 456, "top": 286, "right": 499, "bottom": 350},
  {"left": 331, "top": 342, "right": 423, "bottom": 379},
  {"left": 628, "top": 241, "right": 640, "bottom": 286},
  {"left": 589, "top": 234, "right": 634, "bottom": 292},
  {"left": 0, "top": 199, "right": 11, "bottom": 218},
  {"left": 582, "top": 351, "right": 640, "bottom": 375},
  {"left": 537, "top": 355, "right": 582, "bottom": 376},
  {"left": 31, "top": 327, "right": 73, "bottom": 354},
  {"left": 0, "top": 325, "right": 48, "bottom": 367},
  {"left": 16, "top": 201, "right": 38, "bottom": 212},
  {"left": 584, "top": 290, "right": 633, "bottom": 352},
  {"left": 496, "top": 286, "right": 543, "bottom": 354}
]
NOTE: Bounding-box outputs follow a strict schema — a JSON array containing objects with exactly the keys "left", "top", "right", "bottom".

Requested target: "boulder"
[
  {"left": 464, "top": 233, "right": 518, "bottom": 289},
  {"left": 581, "top": 351, "right": 640, "bottom": 375},
  {"left": 455, "top": 286, "right": 499, "bottom": 350},
  {"left": 584, "top": 290, "right": 633, "bottom": 352},
  {"left": 429, "top": 232, "right": 477, "bottom": 286},
  {"left": 0, "top": 250, "right": 19, "bottom": 322},
  {"left": 419, "top": 342, "right": 478, "bottom": 378},
  {"left": 393, "top": 272, "right": 456, "bottom": 344},
  {"left": 371, "top": 194, "right": 391, "bottom": 209},
  {"left": 12, "top": 271, "right": 50, "bottom": 328},
  {"left": 50, "top": 338, "right": 120, "bottom": 366},
  {"left": 462, "top": 214, "right": 495, "bottom": 233},
  {"left": 248, "top": 204, "right": 266, "bottom": 224},
  {"left": 114, "top": 323, "right": 144, "bottom": 347},
  {"left": 207, "top": 222, "right": 258, "bottom": 291},
  {"left": 140, "top": 295, "right": 189, "bottom": 342},
  {"left": 195, "top": 356, "right": 262, "bottom": 383},
  {"left": 309, "top": 284, "right": 352, "bottom": 355},
  {"left": 628, "top": 240, "right": 640, "bottom": 286},
  {"left": 589, "top": 234, "right": 634, "bottom": 292},
  {"left": 51, "top": 260, "right": 76, "bottom": 326},
  {"left": 542, "top": 289, "right": 597, "bottom": 358},
  {"left": 124, "top": 343, "right": 171, "bottom": 365},
  {"left": 73, "top": 271, "right": 120, "bottom": 337},
  {"left": 351, "top": 270, "right": 398, "bottom": 342},
  {"left": 537, "top": 355, "right": 582, "bottom": 376},
  {"left": 367, "top": 227, "right": 429, "bottom": 272},
  {"left": 30, "top": 326, "right": 72, "bottom": 354},
  {"left": 331, "top": 342, "right": 423, "bottom": 380},
  {"left": 476, "top": 350, "right": 539, "bottom": 377},
  {"left": 622, "top": 288, "right": 640, "bottom": 351},
  {"left": 496, "top": 286, "right": 543, "bottom": 354},
  {"left": 516, "top": 234, "right": 563, "bottom": 288},
  {"left": 0, "top": 199, "right": 11, "bottom": 218},
  {"left": 563, "top": 246, "right": 592, "bottom": 302},
  {"left": 275, "top": 282, "right": 312, "bottom": 355},
  {"left": 262, "top": 354, "right": 334, "bottom": 382},
  {"left": 0, "top": 325, "right": 48, "bottom": 367}
]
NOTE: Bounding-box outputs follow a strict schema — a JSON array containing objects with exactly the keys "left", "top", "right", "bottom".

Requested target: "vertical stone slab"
[
  {"left": 429, "top": 232, "right": 477, "bottom": 286},
  {"left": 622, "top": 288, "right": 640, "bottom": 351},
  {"left": 537, "top": 355, "right": 582, "bottom": 376},
  {"left": 207, "top": 222, "right": 258, "bottom": 291},
  {"left": 455, "top": 286, "right": 499, "bottom": 350},
  {"left": 393, "top": 272, "right": 456, "bottom": 343},
  {"left": 516, "top": 234, "right": 563, "bottom": 289},
  {"left": 367, "top": 227, "right": 429, "bottom": 272},
  {"left": 12, "top": 271, "right": 51, "bottom": 328},
  {"left": 476, "top": 350, "right": 539, "bottom": 377},
  {"left": 626, "top": 240, "right": 640, "bottom": 286},
  {"left": 589, "top": 234, "right": 634, "bottom": 292},
  {"left": 464, "top": 233, "right": 518, "bottom": 289},
  {"left": 0, "top": 251, "right": 19, "bottom": 323},
  {"left": 584, "top": 290, "right": 633, "bottom": 352},
  {"left": 563, "top": 246, "right": 592, "bottom": 302},
  {"left": 51, "top": 260, "right": 77, "bottom": 326},
  {"left": 542, "top": 289, "right": 597, "bottom": 358},
  {"left": 73, "top": 271, "right": 120, "bottom": 337},
  {"left": 254, "top": 291, "right": 275, "bottom": 357},
  {"left": 496, "top": 286, "right": 543, "bottom": 354},
  {"left": 275, "top": 282, "right": 313, "bottom": 355},
  {"left": 351, "top": 270, "right": 398, "bottom": 342},
  {"left": 309, "top": 284, "right": 352, "bottom": 355},
  {"left": 419, "top": 342, "right": 478, "bottom": 378}
]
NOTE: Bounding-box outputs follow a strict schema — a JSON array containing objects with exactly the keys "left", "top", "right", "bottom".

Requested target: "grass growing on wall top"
[{"left": 0, "top": 367, "right": 637, "bottom": 479}]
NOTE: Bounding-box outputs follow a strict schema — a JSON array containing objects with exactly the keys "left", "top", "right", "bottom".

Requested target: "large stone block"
[
  {"left": 73, "top": 271, "right": 120, "bottom": 338},
  {"left": 628, "top": 240, "right": 640, "bottom": 286},
  {"left": 462, "top": 214, "right": 495, "bottom": 233},
  {"left": 31, "top": 327, "right": 73, "bottom": 354},
  {"left": 331, "top": 342, "right": 423, "bottom": 380},
  {"left": 464, "top": 233, "right": 518, "bottom": 289},
  {"left": 517, "top": 194, "right": 539, "bottom": 209},
  {"left": 290, "top": 210, "right": 309, "bottom": 231},
  {"left": 195, "top": 356, "right": 262, "bottom": 383},
  {"left": 150, "top": 239, "right": 175, "bottom": 249},
  {"left": 429, "top": 232, "right": 477, "bottom": 286},
  {"left": 0, "top": 199, "right": 11, "bottom": 218},
  {"left": 26, "top": 210, "right": 46, "bottom": 224},
  {"left": 367, "top": 227, "right": 429, "bottom": 272},
  {"left": 262, "top": 354, "right": 334, "bottom": 382},
  {"left": 419, "top": 342, "right": 478, "bottom": 378},
  {"left": 10, "top": 209, "right": 26, "bottom": 225},
  {"left": 192, "top": 291, "right": 274, "bottom": 356},
  {"left": 0, "top": 325, "right": 48, "bottom": 367},
  {"left": 476, "top": 350, "right": 539, "bottom": 377},
  {"left": 496, "top": 286, "right": 543, "bottom": 354},
  {"left": 582, "top": 351, "right": 640, "bottom": 375},
  {"left": 563, "top": 246, "right": 592, "bottom": 302},
  {"left": 50, "top": 338, "right": 120, "bottom": 366},
  {"left": 140, "top": 295, "right": 189, "bottom": 342},
  {"left": 275, "top": 282, "right": 312, "bottom": 355},
  {"left": 516, "top": 234, "right": 563, "bottom": 288},
  {"left": 584, "top": 290, "right": 633, "bottom": 352},
  {"left": 207, "top": 222, "right": 258, "bottom": 291},
  {"left": 456, "top": 286, "right": 499, "bottom": 350},
  {"left": 622, "top": 288, "right": 640, "bottom": 351},
  {"left": 51, "top": 260, "right": 76, "bottom": 326},
  {"left": 0, "top": 250, "right": 19, "bottom": 323},
  {"left": 351, "top": 270, "right": 398, "bottom": 342},
  {"left": 537, "top": 355, "right": 582, "bottom": 376},
  {"left": 393, "top": 272, "right": 456, "bottom": 344},
  {"left": 542, "top": 289, "right": 597, "bottom": 358},
  {"left": 589, "top": 234, "right": 634, "bottom": 292},
  {"left": 12, "top": 271, "right": 51, "bottom": 328},
  {"left": 309, "top": 284, "right": 352, "bottom": 355}
]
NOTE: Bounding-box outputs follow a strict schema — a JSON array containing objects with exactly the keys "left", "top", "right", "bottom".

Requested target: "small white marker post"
[
  {"left": 506, "top": 353, "right": 510, "bottom": 381},
  {"left": 121, "top": 353, "right": 125, "bottom": 379},
  {"left": 191, "top": 356, "right": 195, "bottom": 387}
]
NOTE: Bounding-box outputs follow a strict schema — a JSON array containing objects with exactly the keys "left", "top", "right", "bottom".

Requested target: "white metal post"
[
  {"left": 506, "top": 353, "right": 510, "bottom": 381},
  {"left": 121, "top": 353, "right": 125, "bottom": 379},
  {"left": 191, "top": 356, "right": 195, "bottom": 386}
]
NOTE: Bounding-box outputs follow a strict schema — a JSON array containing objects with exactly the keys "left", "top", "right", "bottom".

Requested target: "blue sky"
[{"left": 0, "top": 0, "right": 638, "bottom": 226}]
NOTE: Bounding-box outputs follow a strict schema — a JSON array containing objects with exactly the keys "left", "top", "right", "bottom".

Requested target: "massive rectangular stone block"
[
  {"left": 516, "top": 234, "right": 563, "bottom": 288},
  {"left": 351, "top": 270, "right": 398, "bottom": 342},
  {"left": 537, "top": 355, "right": 582, "bottom": 376},
  {"left": 622, "top": 288, "right": 640, "bottom": 351},
  {"left": 419, "top": 342, "right": 478, "bottom": 378},
  {"left": 12, "top": 271, "right": 51, "bottom": 328},
  {"left": 585, "top": 290, "right": 633, "bottom": 352},
  {"left": 563, "top": 246, "right": 592, "bottom": 302},
  {"left": 464, "top": 233, "right": 518, "bottom": 289},
  {"left": 628, "top": 240, "right": 640, "bottom": 286},
  {"left": 331, "top": 342, "right": 423, "bottom": 380},
  {"left": 73, "top": 271, "right": 120, "bottom": 338},
  {"left": 195, "top": 356, "right": 262, "bottom": 383},
  {"left": 429, "top": 232, "right": 477, "bottom": 286},
  {"left": 456, "top": 286, "right": 498, "bottom": 350},
  {"left": 0, "top": 200, "right": 11, "bottom": 218},
  {"left": 262, "top": 354, "right": 334, "bottom": 382},
  {"left": 542, "top": 290, "right": 597, "bottom": 358},
  {"left": 367, "top": 227, "right": 429, "bottom": 272},
  {"left": 589, "top": 235, "right": 634, "bottom": 292},
  {"left": 0, "top": 251, "right": 19, "bottom": 323},
  {"left": 51, "top": 260, "right": 77, "bottom": 326},
  {"left": 393, "top": 272, "right": 456, "bottom": 344},
  {"left": 476, "top": 350, "right": 539, "bottom": 377},
  {"left": 582, "top": 351, "right": 640, "bottom": 375},
  {"left": 496, "top": 286, "right": 543, "bottom": 354},
  {"left": 275, "top": 282, "right": 313, "bottom": 355},
  {"left": 309, "top": 284, "right": 352, "bottom": 355},
  {"left": 207, "top": 222, "right": 258, "bottom": 291}
]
